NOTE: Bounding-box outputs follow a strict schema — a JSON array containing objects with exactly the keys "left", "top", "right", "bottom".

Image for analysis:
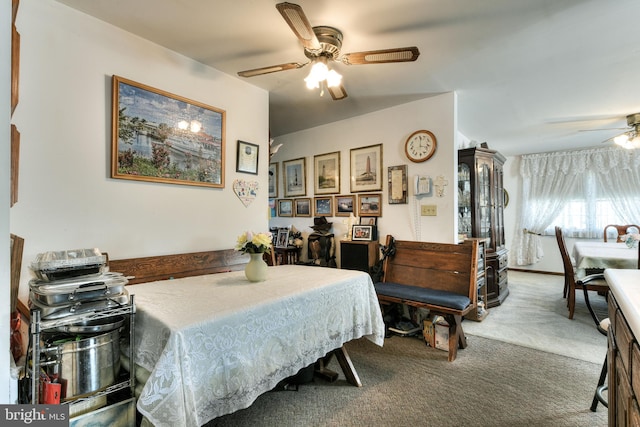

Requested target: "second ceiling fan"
[{"left": 237, "top": 2, "right": 420, "bottom": 100}]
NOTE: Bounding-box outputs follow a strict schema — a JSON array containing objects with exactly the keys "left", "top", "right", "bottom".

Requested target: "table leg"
[
  {"left": 315, "top": 346, "right": 362, "bottom": 387},
  {"left": 334, "top": 346, "right": 362, "bottom": 387}
]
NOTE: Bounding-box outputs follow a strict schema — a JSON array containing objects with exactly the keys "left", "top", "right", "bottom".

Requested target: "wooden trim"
[
  {"left": 109, "top": 248, "right": 249, "bottom": 285},
  {"left": 10, "top": 234, "right": 24, "bottom": 312},
  {"left": 17, "top": 299, "right": 30, "bottom": 320},
  {"left": 11, "top": 0, "right": 19, "bottom": 116},
  {"left": 508, "top": 268, "right": 562, "bottom": 276},
  {"left": 11, "top": 125, "right": 20, "bottom": 206}
]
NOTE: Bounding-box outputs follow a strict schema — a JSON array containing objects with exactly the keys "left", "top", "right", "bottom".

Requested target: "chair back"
[
  {"left": 603, "top": 224, "right": 640, "bottom": 243},
  {"left": 555, "top": 226, "right": 574, "bottom": 279},
  {"left": 263, "top": 248, "right": 277, "bottom": 266}
]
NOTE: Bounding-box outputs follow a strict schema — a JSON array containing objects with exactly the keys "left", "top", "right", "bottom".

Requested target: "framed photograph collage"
[{"left": 271, "top": 144, "right": 384, "bottom": 219}]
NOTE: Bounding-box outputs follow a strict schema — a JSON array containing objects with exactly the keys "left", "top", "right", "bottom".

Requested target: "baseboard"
[{"left": 507, "top": 267, "right": 563, "bottom": 276}]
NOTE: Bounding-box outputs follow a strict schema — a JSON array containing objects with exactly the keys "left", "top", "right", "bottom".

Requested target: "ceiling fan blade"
[
  {"left": 276, "top": 2, "right": 321, "bottom": 52},
  {"left": 342, "top": 47, "right": 420, "bottom": 65},
  {"left": 237, "top": 62, "right": 306, "bottom": 78},
  {"left": 328, "top": 84, "right": 348, "bottom": 101}
]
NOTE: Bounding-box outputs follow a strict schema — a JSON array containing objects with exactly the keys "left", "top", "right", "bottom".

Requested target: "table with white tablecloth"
[
  {"left": 572, "top": 241, "right": 639, "bottom": 272},
  {"left": 128, "top": 265, "right": 385, "bottom": 427}
]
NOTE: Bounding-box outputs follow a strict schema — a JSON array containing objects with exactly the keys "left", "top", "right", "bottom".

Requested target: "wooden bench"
[
  {"left": 375, "top": 235, "right": 479, "bottom": 361},
  {"left": 108, "top": 248, "right": 250, "bottom": 284}
]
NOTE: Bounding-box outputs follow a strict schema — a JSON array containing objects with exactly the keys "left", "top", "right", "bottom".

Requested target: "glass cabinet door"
[
  {"left": 477, "top": 160, "right": 492, "bottom": 246},
  {"left": 458, "top": 163, "right": 472, "bottom": 236}
]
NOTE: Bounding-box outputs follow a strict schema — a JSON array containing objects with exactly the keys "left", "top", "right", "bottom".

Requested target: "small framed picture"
[
  {"left": 269, "top": 198, "right": 276, "bottom": 218},
  {"left": 388, "top": 165, "right": 408, "bottom": 204},
  {"left": 294, "top": 198, "right": 311, "bottom": 217},
  {"left": 314, "top": 151, "right": 340, "bottom": 195},
  {"left": 358, "top": 193, "right": 382, "bottom": 217},
  {"left": 360, "top": 217, "right": 377, "bottom": 226},
  {"left": 283, "top": 157, "right": 307, "bottom": 197},
  {"left": 314, "top": 196, "right": 333, "bottom": 216},
  {"left": 269, "top": 162, "right": 278, "bottom": 198},
  {"left": 276, "top": 228, "right": 290, "bottom": 248},
  {"left": 335, "top": 194, "right": 355, "bottom": 217},
  {"left": 236, "top": 140, "right": 259, "bottom": 174},
  {"left": 277, "top": 199, "right": 293, "bottom": 217},
  {"left": 352, "top": 225, "right": 374, "bottom": 241}
]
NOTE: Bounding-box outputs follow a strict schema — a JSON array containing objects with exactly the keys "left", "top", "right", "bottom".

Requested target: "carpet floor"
[
  {"left": 463, "top": 270, "right": 608, "bottom": 364},
  {"left": 207, "top": 271, "right": 609, "bottom": 427}
]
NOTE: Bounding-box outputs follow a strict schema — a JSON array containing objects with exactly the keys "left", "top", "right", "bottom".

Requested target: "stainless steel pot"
[{"left": 42, "top": 329, "right": 121, "bottom": 399}]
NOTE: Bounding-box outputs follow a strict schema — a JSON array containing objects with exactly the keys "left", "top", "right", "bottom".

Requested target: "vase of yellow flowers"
[{"left": 235, "top": 231, "right": 273, "bottom": 282}]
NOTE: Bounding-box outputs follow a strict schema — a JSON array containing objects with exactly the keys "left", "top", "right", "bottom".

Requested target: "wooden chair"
[
  {"left": 555, "top": 226, "right": 609, "bottom": 319},
  {"left": 603, "top": 224, "right": 640, "bottom": 242},
  {"left": 263, "top": 248, "right": 277, "bottom": 266}
]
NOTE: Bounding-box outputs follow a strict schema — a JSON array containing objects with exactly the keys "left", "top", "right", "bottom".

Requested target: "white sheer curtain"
[
  {"left": 513, "top": 147, "right": 640, "bottom": 265},
  {"left": 592, "top": 148, "right": 640, "bottom": 223}
]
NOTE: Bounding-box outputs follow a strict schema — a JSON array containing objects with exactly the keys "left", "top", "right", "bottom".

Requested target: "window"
[{"left": 514, "top": 146, "right": 640, "bottom": 265}]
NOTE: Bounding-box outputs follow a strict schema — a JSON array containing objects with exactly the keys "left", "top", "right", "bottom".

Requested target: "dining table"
[
  {"left": 572, "top": 241, "right": 639, "bottom": 273},
  {"left": 127, "top": 265, "right": 385, "bottom": 427}
]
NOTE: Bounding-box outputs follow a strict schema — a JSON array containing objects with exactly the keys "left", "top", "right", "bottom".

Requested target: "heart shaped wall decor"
[{"left": 233, "top": 179, "right": 259, "bottom": 207}]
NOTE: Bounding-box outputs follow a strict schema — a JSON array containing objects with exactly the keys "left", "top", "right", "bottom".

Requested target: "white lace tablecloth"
[
  {"left": 572, "top": 241, "right": 638, "bottom": 271},
  {"left": 128, "top": 265, "right": 385, "bottom": 427}
]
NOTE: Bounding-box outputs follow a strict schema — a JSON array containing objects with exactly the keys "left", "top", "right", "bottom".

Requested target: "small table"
[{"left": 572, "top": 241, "right": 639, "bottom": 273}]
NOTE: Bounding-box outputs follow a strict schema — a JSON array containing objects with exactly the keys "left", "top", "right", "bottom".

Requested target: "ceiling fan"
[
  {"left": 608, "top": 113, "right": 640, "bottom": 148},
  {"left": 237, "top": 2, "right": 420, "bottom": 100},
  {"left": 577, "top": 113, "right": 640, "bottom": 148}
]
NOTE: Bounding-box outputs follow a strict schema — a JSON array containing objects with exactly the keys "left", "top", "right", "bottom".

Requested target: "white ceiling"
[{"left": 56, "top": 0, "right": 640, "bottom": 156}]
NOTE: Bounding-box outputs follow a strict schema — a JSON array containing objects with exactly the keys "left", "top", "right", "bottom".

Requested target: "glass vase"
[{"left": 245, "top": 253, "right": 268, "bottom": 282}]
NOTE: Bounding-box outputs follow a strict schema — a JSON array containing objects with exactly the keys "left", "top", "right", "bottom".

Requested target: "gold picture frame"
[
  {"left": 350, "top": 144, "right": 382, "bottom": 192},
  {"left": 283, "top": 157, "right": 306, "bottom": 197},
  {"left": 111, "top": 75, "right": 226, "bottom": 188},
  {"left": 314, "top": 151, "right": 340, "bottom": 195}
]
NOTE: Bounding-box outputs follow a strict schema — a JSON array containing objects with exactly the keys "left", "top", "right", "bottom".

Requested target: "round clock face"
[{"left": 405, "top": 130, "right": 437, "bottom": 162}]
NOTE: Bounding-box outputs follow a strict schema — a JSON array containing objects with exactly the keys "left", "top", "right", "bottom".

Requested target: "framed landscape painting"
[
  {"left": 350, "top": 144, "right": 382, "bottom": 192},
  {"left": 283, "top": 157, "right": 306, "bottom": 197},
  {"left": 314, "top": 196, "right": 333, "bottom": 216},
  {"left": 111, "top": 75, "right": 225, "bottom": 188},
  {"left": 268, "top": 162, "right": 278, "bottom": 198},
  {"left": 335, "top": 195, "right": 355, "bottom": 217},
  {"left": 295, "top": 198, "right": 312, "bottom": 217},
  {"left": 358, "top": 193, "right": 382, "bottom": 217},
  {"left": 314, "top": 151, "right": 340, "bottom": 195}
]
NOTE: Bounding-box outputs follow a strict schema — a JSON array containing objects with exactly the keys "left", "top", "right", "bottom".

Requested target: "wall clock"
[{"left": 404, "top": 130, "right": 437, "bottom": 163}]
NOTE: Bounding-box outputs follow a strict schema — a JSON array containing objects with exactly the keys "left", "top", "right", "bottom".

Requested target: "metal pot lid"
[
  {"left": 29, "top": 272, "right": 128, "bottom": 290},
  {"left": 51, "top": 315, "right": 125, "bottom": 334}
]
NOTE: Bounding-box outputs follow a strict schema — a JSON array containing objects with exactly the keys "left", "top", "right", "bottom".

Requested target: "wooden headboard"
[{"left": 109, "top": 249, "right": 249, "bottom": 285}]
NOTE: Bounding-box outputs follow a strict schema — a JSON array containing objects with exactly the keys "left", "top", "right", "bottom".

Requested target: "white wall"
[
  {"left": 10, "top": 0, "right": 270, "bottom": 302},
  {"left": 2, "top": 0, "right": 12, "bottom": 404},
  {"left": 269, "top": 93, "right": 458, "bottom": 263}
]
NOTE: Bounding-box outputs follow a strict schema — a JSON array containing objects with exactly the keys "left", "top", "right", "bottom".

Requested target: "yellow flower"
[{"left": 235, "top": 231, "right": 272, "bottom": 253}]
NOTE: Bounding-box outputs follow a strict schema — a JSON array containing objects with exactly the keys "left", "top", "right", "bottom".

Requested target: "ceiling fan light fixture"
[
  {"left": 614, "top": 132, "right": 640, "bottom": 149},
  {"left": 326, "top": 69, "right": 342, "bottom": 88},
  {"left": 304, "top": 56, "right": 342, "bottom": 91},
  {"left": 614, "top": 133, "right": 630, "bottom": 145}
]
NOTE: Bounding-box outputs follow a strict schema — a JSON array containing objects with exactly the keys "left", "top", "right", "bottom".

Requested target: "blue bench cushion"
[{"left": 374, "top": 282, "right": 471, "bottom": 311}]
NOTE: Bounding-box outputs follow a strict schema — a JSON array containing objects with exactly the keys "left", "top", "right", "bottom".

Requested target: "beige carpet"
[
  {"left": 210, "top": 334, "right": 607, "bottom": 427},
  {"left": 208, "top": 271, "right": 609, "bottom": 426},
  {"left": 463, "top": 270, "right": 608, "bottom": 364}
]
